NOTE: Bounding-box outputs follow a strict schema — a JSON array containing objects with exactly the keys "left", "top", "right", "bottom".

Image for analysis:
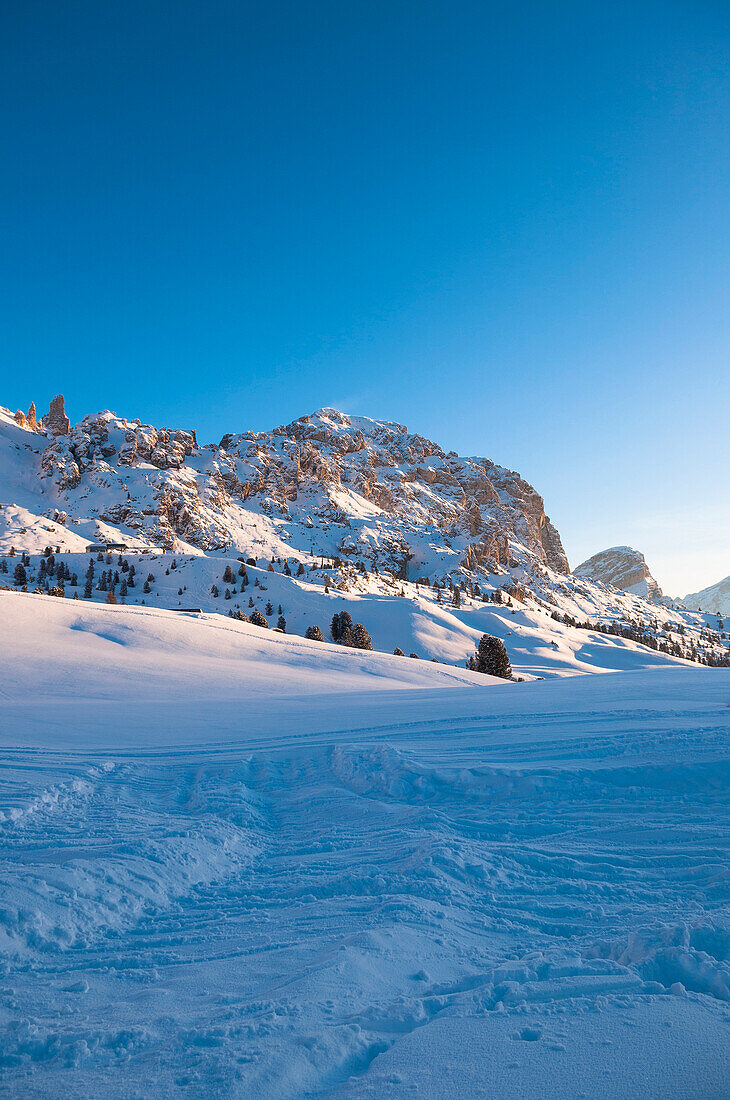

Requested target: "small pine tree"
[
  {"left": 265, "top": 601, "right": 273, "bottom": 616},
  {"left": 223, "top": 564, "right": 235, "bottom": 583},
  {"left": 143, "top": 579, "right": 151, "bottom": 594},
  {"left": 211, "top": 584, "right": 219, "bottom": 597},
  {"left": 277, "top": 615, "right": 286, "bottom": 631},
  {"left": 106, "top": 589, "right": 118, "bottom": 604},
  {"left": 84, "top": 578, "right": 92, "bottom": 598},
  {"left": 225, "top": 588, "right": 231, "bottom": 599},
  {"left": 351, "top": 622, "right": 372, "bottom": 650},
  {"left": 393, "top": 647, "right": 405, "bottom": 656},
  {"left": 472, "top": 634, "right": 512, "bottom": 679},
  {"left": 305, "top": 625, "right": 324, "bottom": 641},
  {"left": 13, "top": 563, "right": 27, "bottom": 586},
  {"left": 331, "top": 611, "right": 354, "bottom": 645},
  {"left": 250, "top": 609, "right": 269, "bottom": 628},
  {"left": 297, "top": 563, "right": 305, "bottom": 576}
]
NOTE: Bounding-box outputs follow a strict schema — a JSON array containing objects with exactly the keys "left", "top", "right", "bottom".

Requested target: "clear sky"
[{"left": 2, "top": 1, "right": 729, "bottom": 595}]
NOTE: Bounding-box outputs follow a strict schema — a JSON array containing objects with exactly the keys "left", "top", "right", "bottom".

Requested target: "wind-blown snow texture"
[{"left": 1, "top": 592, "right": 730, "bottom": 1097}]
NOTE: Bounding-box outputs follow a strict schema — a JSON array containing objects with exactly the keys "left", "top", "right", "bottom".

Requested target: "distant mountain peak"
[
  {"left": 575, "top": 545, "right": 664, "bottom": 603},
  {"left": 684, "top": 575, "right": 730, "bottom": 616}
]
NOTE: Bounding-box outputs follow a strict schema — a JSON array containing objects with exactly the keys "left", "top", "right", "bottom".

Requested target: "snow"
[
  {"left": 685, "top": 574, "right": 730, "bottom": 617},
  {"left": 5, "top": 546, "right": 728, "bottom": 679},
  {"left": 1, "top": 592, "right": 730, "bottom": 1096}
]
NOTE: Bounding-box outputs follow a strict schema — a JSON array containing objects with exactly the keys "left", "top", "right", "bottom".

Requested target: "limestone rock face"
[
  {"left": 44, "top": 395, "right": 71, "bottom": 436},
  {"left": 574, "top": 546, "right": 663, "bottom": 602},
  {"left": 25, "top": 401, "right": 570, "bottom": 575},
  {"left": 219, "top": 409, "right": 569, "bottom": 575},
  {"left": 14, "top": 402, "right": 41, "bottom": 432}
]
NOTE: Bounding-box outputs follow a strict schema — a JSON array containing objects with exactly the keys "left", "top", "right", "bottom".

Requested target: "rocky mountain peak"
[
  {"left": 1, "top": 397, "right": 569, "bottom": 579},
  {"left": 574, "top": 546, "right": 663, "bottom": 602},
  {"left": 44, "top": 395, "right": 71, "bottom": 436},
  {"left": 14, "top": 402, "right": 41, "bottom": 432}
]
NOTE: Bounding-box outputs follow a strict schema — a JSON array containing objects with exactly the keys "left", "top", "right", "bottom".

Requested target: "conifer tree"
[
  {"left": 351, "top": 622, "right": 373, "bottom": 650},
  {"left": 331, "top": 611, "right": 354, "bottom": 645},
  {"left": 471, "top": 634, "right": 512, "bottom": 679}
]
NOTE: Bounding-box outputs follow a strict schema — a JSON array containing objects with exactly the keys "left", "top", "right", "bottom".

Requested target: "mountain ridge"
[
  {"left": 2, "top": 395, "right": 728, "bottom": 676},
  {"left": 2, "top": 396, "right": 568, "bottom": 579}
]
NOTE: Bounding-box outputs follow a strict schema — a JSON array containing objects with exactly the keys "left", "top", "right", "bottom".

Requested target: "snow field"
[{"left": 0, "top": 595, "right": 729, "bottom": 1096}]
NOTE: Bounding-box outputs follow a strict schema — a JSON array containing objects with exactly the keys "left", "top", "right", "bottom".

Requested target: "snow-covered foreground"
[{"left": 1, "top": 594, "right": 730, "bottom": 1097}]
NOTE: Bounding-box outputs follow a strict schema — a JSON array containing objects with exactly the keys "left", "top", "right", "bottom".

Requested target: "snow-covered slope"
[
  {"left": 685, "top": 574, "right": 730, "bottom": 616},
  {"left": 2, "top": 398, "right": 729, "bottom": 674},
  {"left": 574, "top": 545, "right": 664, "bottom": 602},
  {"left": 1, "top": 593, "right": 729, "bottom": 1097}
]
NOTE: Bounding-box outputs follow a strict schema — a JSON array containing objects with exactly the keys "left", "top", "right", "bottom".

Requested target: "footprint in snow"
[{"left": 514, "top": 1026, "right": 542, "bottom": 1042}]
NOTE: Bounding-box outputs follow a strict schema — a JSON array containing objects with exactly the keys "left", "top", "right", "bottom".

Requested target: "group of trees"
[
  {"left": 5, "top": 548, "right": 81, "bottom": 596},
  {"left": 330, "top": 610, "right": 373, "bottom": 651},
  {"left": 553, "top": 610, "right": 730, "bottom": 668}
]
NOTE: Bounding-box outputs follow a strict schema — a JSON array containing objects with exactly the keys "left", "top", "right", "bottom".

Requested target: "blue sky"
[{"left": 2, "top": 1, "right": 729, "bottom": 594}]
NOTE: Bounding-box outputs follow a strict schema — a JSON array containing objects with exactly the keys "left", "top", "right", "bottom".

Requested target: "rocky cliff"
[
  {"left": 1, "top": 401, "right": 568, "bottom": 580},
  {"left": 574, "top": 546, "right": 664, "bottom": 602}
]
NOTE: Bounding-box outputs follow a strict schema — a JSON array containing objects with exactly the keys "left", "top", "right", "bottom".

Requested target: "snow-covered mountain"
[
  {"left": 574, "top": 545, "right": 664, "bottom": 602},
  {"left": 2, "top": 397, "right": 567, "bottom": 575},
  {"left": 2, "top": 396, "right": 728, "bottom": 674},
  {"left": 684, "top": 575, "right": 730, "bottom": 616}
]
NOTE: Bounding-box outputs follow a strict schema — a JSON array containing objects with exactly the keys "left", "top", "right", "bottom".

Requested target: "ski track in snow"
[{"left": 1, "top": 603, "right": 730, "bottom": 1095}]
